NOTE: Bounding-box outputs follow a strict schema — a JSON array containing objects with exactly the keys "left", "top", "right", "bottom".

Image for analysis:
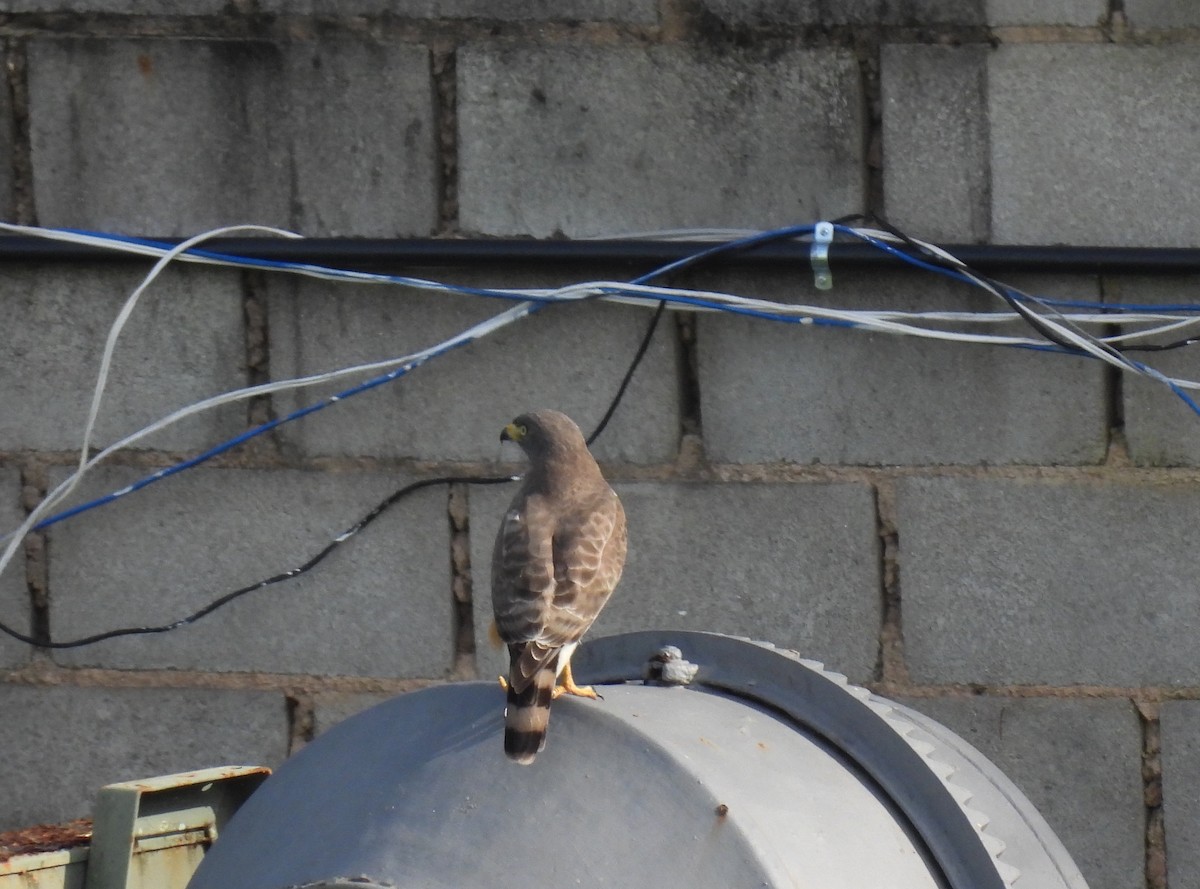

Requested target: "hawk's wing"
[
  {"left": 492, "top": 487, "right": 626, "bottom": 693},
  {"left": 550, "top": 487, "right": 626, "bottom": 626}
]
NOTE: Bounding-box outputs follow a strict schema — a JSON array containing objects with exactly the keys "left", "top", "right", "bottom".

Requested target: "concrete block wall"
[{"left": 1, "top": 5, "right": 1198, "bottom": 888}]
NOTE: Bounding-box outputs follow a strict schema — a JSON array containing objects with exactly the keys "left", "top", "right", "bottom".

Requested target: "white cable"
[
  {"left": 0, "top": 226, "right": 309, "bottom": 582},
  {"left": 8, "top": 221, "right": 1200, "bottom": 331},
  {"left": 0, "top": 297, "right": 536, "bottom": 582},
  {"left": 6, "top": 219, "right": 1200, "bottom": 542},
  {"left": 76, "top": 225, "right": 303, "bottom": 473},
  {"left": 7, "top": 218, "right": 1200, "bottom": 637},
  {"left": 8, "top": 221, "right": 1200, "bottom": 368},
  {"left": 0, "top": 221, "right": 542, "bottom": 576},
  {"left": 5, "top": 217, "right": 1200, "bottom": 600},
  {"left": 8, "top": 222, "right": 1200, "bottom": 394},
  {"left": 0, "top": 221, "right": 600, "bottom": 302},
  {"left": 844, "top": 227, "right": 1170, "bottom": 381}
]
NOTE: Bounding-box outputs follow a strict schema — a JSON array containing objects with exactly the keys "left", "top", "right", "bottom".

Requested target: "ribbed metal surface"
[{"left": 187, "top": 632, "right": 1089, "bottom": 889}]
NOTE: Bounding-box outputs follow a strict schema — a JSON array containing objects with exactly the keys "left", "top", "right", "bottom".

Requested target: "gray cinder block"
[
  {"left": 472, "top": 479, "right": 882, "bottom": 684},
  {"left": 0, "top": 684, "right": 288, "bottom": 831},
  {"left": 882, "top": 45, "right": 990, "bottom": 243},
  {"left": 696, "top": 269, "right": 1108, "bottom": 465},
  {"left": 1109, "top": 277, "right": 1200, "bottom": 466},
  {"left": 990, "top": 45, "right": 1200, "bottom": 247},
  {"left": 458, "top": 45, "right": 865, "bottom": 236},
  {"left": 1116, "top": 0, "right": 1200, "bottom": 27},
  {"left": 899, "top": 476, "right": 1200, "bottom": 685},
  {"left": 0, "top": 468, "right": 31, "bottom": 669},
  {"left": 0, "top": 42, "right": 13, "bottom": 221},
  {"left": 901, "top": 695, "right": 1144, "bottom": 889},
  {"left": 1161, "top": 701, "right": 1200, "bottom": 889},
  {"left": 266, "top": 274, "right": 681, "bottom": 463},
  {"left": 986, "top": 0, "right": 1104, "bottom": 25},
  {"left": 0, "top": 265, "right": 245, "bottom": 453},
  {"left": 29, "top": 38, "right": 436, "bottom": 236},
  {"left": 312, "top": 690, "right": 395, "bottom": 735},
  {"left": 47, "top": 466, "right": 454, "bottom": 677}
]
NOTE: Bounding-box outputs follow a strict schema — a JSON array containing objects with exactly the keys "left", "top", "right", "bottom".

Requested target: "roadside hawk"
[{"left": 491, "top": 409, "right": 628, "bottom": 764}]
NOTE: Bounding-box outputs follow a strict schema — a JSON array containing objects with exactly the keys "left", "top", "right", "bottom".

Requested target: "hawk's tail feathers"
[{"left": 504, "top": 666, "right": 556, "bottom": 765}]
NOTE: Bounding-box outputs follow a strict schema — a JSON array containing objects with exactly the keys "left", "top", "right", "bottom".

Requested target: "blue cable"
[
  {"left": 592, "top": 284, "right": 857, "bottom": 328},
  {"left": 31, "top": 329, "right": 507, "bottom": 531},
  {"left": 56, "top": 227, "right": 566, "bottom": 305},
  {"left": 1165, "top": 377, "right": 1200, "bottom": 417},
  {"left": 24, "top": 221, "right": 1200, "bottom": 535},
  {"left": 28, "top": 224, "right": 824, "bottom": 532},
  {"left": 64, "top": 224, "right": 1200, "bottom": 314}
]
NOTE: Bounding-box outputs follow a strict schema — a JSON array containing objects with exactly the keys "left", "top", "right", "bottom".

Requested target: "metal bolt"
[{"left": 643, "top": 645, "right": 700, "bottom": 685}]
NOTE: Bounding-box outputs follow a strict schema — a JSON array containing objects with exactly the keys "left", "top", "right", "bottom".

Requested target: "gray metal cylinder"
[{"left": 187, "top": 631, "right": 1089, "bottom": 889}]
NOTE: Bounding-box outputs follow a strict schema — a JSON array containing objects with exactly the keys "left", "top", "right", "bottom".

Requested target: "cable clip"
[{"left": 810, "top": 221, "right": 834, "bottom": 291}]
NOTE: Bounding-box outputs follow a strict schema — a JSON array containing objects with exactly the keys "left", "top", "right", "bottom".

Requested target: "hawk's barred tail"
[{"left": 504, "top": 667, "right": 556, "bottom": 764}]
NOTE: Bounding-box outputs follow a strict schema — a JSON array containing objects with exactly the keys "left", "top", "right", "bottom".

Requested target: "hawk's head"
[{"left": 500, "top": 409, "right": 588, "bottom": 461}]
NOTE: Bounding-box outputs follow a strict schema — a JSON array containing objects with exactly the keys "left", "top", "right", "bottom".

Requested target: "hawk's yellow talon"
[
  {"left": 553, "top": 661, "right": 601, "bottom": 700},
  {"left": 498, "top": 675, "right": 510, "bottom": 692}
]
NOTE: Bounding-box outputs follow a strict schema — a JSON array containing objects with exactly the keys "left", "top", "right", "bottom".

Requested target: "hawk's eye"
[{"left": 516, "top": 424, "right": 528, "bottom": 437}]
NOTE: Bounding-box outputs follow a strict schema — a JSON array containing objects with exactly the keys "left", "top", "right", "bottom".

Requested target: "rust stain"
[
  {"left": 129, "top": 766, "right": 270, "bottom": 792},
  {"left": 714, "top": 803, "right": 729, "bottom": 818},
  {"left": 0, "top": 818, "right": 92, "bottom": 863},
  {"left": 136, "top": 53, "right": 154, "bottom": 77}
]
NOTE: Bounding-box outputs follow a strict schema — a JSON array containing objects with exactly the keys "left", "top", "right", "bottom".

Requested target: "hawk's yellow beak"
[{"left": 500, "top": 422, "right": 526, "bottom": 443}]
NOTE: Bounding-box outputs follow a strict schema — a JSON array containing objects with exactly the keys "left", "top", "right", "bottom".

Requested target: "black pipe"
[{"left": 2, "top": 235, "right": 1200, "bottom": 275}]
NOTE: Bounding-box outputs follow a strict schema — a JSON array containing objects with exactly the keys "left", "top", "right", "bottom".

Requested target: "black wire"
[
  {"left": 587, "top": 300, "right": 667, "bottom": 446},
  {"left": 833, "top": 212, "right": 965, "bottom": 276},
  {"left": 0, "top": 475, "right": 515, "bottom": 650},
  {"left": 2, "top": 264, "right": 675, "bottom": 649},
  {"left": 1118, "top": 337, "right": 1200, "bottom": 353},
  {"left": 31, "top": 218, "right": 1126, "bottom": 651},
  {"left": 844, "top": 212, "right": 1112, "bottom": 357}
]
